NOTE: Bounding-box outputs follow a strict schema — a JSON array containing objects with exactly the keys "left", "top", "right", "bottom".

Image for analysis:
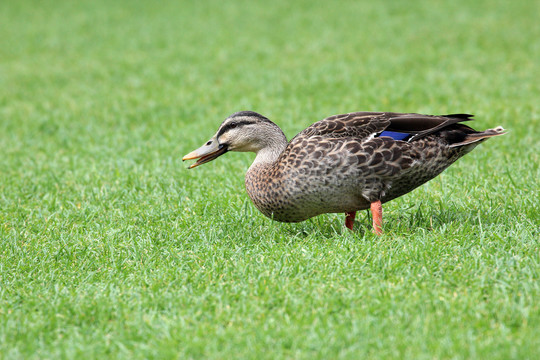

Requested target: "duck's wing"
[{"left": 294, "top": 112, "right": 475, "bottom": 142}]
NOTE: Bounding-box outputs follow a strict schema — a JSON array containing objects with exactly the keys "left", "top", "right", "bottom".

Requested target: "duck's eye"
[{"left": 229, "top": 122, "right": 238, "bottom": 128}]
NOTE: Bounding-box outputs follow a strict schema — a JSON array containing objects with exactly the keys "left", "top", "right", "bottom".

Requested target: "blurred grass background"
[{"left": 0, "top": 0, "right": 538, "bottom": 359}]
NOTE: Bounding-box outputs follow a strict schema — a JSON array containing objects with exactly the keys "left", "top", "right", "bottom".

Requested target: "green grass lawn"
[{"left": 1, "top": 0, "right": 539, "bottom": 358}]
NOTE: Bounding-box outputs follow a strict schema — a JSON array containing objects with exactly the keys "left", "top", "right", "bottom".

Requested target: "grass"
[{"left": 0, "top": 0, "right": 539, "bottom": 358}]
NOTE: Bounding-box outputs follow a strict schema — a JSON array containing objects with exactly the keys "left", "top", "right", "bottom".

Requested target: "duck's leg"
[
  {"left": 345, "top": 211, "right": 356, "bottom": 230},
  {"left": 370, "top": 200, "right": 383, "bottom": 235}
]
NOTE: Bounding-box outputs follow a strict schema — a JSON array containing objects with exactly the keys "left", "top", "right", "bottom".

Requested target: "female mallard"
[{"left": 183, "top": 111, "right": 504, "bottom": 234}]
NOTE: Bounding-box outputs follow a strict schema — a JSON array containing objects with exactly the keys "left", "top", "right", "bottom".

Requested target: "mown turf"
[{"left": 0, "top": 0, "right": 539, "bottom": 359}]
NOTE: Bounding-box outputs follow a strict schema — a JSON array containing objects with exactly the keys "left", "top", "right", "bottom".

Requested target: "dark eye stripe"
[{"left": 217, "top": 120, "right": 254, "bottom": 139}]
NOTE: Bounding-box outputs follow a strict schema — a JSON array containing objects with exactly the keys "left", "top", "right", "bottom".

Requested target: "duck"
[{"left": 183, "top": 111, "right": 505, "bottom": 234}]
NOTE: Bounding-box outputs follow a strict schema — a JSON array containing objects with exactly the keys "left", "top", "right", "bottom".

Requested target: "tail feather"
[{"left": 449, "top": 126, "right": 506, "bottom": 148}]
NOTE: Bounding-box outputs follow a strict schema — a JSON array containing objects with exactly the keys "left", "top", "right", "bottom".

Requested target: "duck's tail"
[{"left": 449, "top": 126, "right": 506, "bottom": 148}]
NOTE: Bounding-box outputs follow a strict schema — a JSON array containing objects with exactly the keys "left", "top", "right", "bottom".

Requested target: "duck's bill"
[{"left": 182, "top": 140, "right": 228, "bottom": 169}]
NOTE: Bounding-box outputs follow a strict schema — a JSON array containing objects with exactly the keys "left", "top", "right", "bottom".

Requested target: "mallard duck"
[{"left": 183, "top": 111, "right": 504, "bottom": 234}]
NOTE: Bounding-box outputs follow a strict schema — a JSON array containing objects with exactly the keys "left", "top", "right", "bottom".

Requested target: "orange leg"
[
  {"left": 371, "top": 200, "right": 383, "bottom": 235},
  {"left": 345, "top": 211, "right": 356, "bottom": 230}
]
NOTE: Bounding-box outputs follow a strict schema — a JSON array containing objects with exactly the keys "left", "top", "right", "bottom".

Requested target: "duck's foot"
[
  {"left": 345, "top": 211, "right": 356, "bottom": 230},
  {"left": 371, "top": 200, "right": 383, "bottom": 235}
]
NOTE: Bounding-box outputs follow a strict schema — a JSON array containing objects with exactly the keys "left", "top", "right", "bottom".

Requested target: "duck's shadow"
[{"left": 278, "top": 201, "right": 504, "bottom": 239}]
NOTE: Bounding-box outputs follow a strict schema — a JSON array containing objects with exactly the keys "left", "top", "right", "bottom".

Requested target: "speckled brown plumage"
[{"left": 183, "top": 111, "right": 505, "bottom": 232}]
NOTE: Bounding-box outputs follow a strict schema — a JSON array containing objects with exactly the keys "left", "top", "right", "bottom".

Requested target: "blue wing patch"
[{"left": 378, "top": 130, "right": 411, "bottom": 141}]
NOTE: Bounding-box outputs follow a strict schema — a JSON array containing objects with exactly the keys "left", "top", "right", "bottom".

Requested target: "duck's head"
[{"left": 182, "top": 111, "right": 286, "bottom": 169}]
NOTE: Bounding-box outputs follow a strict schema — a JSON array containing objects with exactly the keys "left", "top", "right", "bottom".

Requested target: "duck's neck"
[{"left": 249, "top": 132, "right": 288, "bottom": 170}]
